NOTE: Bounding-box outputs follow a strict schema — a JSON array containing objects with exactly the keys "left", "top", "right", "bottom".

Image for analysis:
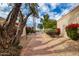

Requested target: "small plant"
[
  {"left": 65, "top": 24, "right": 79, "bottom": 40},
  {"left": 56, "top": 28, "right": 60, "bottom": 35},
  {"left": 26, "top": 27, "right": 35, "bottom": 34}
]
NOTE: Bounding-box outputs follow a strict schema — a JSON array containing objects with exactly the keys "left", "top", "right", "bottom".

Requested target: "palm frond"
[{"left": 29, "top": 3, "right": 39, "bottom": 17}]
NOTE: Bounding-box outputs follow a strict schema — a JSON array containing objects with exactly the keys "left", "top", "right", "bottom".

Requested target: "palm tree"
[
  {"left": 0, "top": 3, "right": 22, "bottom": 55},
  {"left": 0, "top": 3, "right": 39, "bottom": 55},
  {"left": 21, "top": 3, "right": 39, "bottom": 36},
  {"left": 29, "top": 3, "right": 38, "bottom": 30}
]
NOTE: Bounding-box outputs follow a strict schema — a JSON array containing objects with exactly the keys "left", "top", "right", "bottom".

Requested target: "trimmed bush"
[
  {"left": 56, "top": 28, "right": 60, "bottom": 35},
  {"left": 26, "top": 27, "right": 35, "bottom": 34},
  {"left": 46, "top": 28, "right": 60, "bottom": 37},
  {"left": 66, "top": 24, "right": 79, "bottom": 40}
]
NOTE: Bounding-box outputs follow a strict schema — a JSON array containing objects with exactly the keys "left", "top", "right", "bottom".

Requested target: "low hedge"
[
  {"left": 66, "top": 24, "right": 79, "bottom": 40},
  {"left": 45, "top": 28, "right": 60, "bottom": 37},
  {"left": 26, "top": 27, "right": 35, "bottom": 34},
  {"left": 56, "top": 28, "right": 60, "bottom": 35},
  {"left": 66, "top": 28, "right": 78, "bottom": 40}
]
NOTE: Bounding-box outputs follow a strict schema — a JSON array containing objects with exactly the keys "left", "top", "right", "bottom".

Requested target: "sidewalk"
[{"left": 20, "top": 32, "right": 79, "bottom": 56}]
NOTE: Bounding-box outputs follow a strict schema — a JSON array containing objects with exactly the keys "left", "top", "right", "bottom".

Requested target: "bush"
[
  {"left": 46, "top": 28, "right": 60, "bottom": 37},
  {"left": 56, "top": 28, "right": 60, "bottom": 35},
  {"left": 46, "top": 30, "right": 55, "bottom": 35},
  {"left": 66, "top": 24, "right": 79, "bottom": 40},
  {"left": 26, "top": 27, "right": 35, "bottom": 34}
]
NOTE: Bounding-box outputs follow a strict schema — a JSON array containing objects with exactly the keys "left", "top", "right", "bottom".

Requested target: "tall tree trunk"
[
  {"left": 33, "top": 17, "right": 36, "bottom": 30},
  {"left": 0, "top": 3, "right": 22, "bottom": 56},
  {"left": 21, "top": 12, "right": 32, "bottom": 36}
]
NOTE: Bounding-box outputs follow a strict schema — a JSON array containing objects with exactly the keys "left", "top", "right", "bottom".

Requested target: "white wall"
[{"left": 57, "top": 6, "right": 79, "bottom": 38}]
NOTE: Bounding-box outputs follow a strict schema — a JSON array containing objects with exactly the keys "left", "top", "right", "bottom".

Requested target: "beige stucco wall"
[{"left": 57, "top": 6, "right": 79, "bottom": 38}]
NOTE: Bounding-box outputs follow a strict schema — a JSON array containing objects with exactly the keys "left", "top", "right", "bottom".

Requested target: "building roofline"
[{"left": 57, "top": 5, "right": 79, "bottom": 22}]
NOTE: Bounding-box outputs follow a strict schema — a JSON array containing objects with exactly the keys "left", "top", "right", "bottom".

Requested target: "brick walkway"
[{"left": 20, "top": 32, "right": 79, "bottom": 56}]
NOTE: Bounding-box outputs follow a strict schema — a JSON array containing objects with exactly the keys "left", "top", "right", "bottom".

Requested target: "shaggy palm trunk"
[
  {"left": 0, "top": 3, "right": 22, "bottom": 56},
  {"left": 33, "top": 17, "right": 36, "bottom": 30},
  {"left": 21, "top": 12, "right": 32, "bottom": 36}
]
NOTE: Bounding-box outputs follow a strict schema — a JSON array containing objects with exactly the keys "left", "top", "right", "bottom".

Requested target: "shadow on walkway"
[{"left": 21, "top": 39, "right": 69, "bottom": 56}]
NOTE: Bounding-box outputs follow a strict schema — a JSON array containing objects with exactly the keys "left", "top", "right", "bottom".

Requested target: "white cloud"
[
  {"left": 0, "top": 3, "right": 8, "bottom": 8},
  {"left": 38, "top": 3, "right": 73, "bottom": 20},
  {"left": 50, "top": 3, "right": 59, "bottom": 9},
  {"left": 26, "top": 16, "right": 33, "bottom": 27},
  {"left": 0, "top": 3, "right": 8, "bottom": 11},
  {"left": 53, "top": 9, "right": 70, "bottom": 20},
  {"left": 0, "top": 10, "right": 9, "bottom": 19},
  {"left": 38, "top": 3, "right": 50, "bottom": 14},
  {"left": 0, "top": 3, "right": 11, "bottom": 19},
  {"left": 0, "top": 3, "right": 79, "bottom": 27},
  {"left": 49, "top": 3, "right": 79, "bottom": 20}
]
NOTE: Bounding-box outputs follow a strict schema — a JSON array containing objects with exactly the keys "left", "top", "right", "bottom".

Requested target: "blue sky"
[{"left": 0, "top": 3, "right": 79, "bottom": 27}]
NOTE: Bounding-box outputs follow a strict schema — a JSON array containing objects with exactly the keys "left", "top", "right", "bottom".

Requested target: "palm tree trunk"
[
  {"left": 0, "top": 3, "right": 22, "bottom": 56},
  {"left": 33, "top": 17, "right": 36, "bottom": 30},
  {"left": 21, "top": 12, "right": 32, "bottom": 36}
]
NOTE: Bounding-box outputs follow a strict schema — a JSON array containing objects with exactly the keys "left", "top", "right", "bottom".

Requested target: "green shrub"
[
  {"left": 26, "top": 27, "right": 35, "bottom": 34},
  {"left": 66, "top": 24, "right": 79, "bottom": 40},
  {"left": 66, "top": 28, "right": 78, "bottom": 40}
]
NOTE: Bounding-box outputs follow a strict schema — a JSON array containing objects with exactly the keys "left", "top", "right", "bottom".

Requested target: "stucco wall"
[{"left": 57, "top": 6, "right": 79, "bottom": 38}]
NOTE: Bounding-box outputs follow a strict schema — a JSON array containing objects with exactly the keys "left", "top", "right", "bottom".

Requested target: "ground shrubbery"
[
  {"left": 66, "top": 24, "right": 79, "bottom": 40},
  {"left": 26, "top": 27, "right": 35, "bottom": 34},
  {"left": 56, "top": 28, "right": 60, "bottom": 35},
  {"left": 46, "top": 29, "right": 56, "bottom": 36},
  {"left": 46, "top": 28, "right": 60, "bottom": 37}
]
